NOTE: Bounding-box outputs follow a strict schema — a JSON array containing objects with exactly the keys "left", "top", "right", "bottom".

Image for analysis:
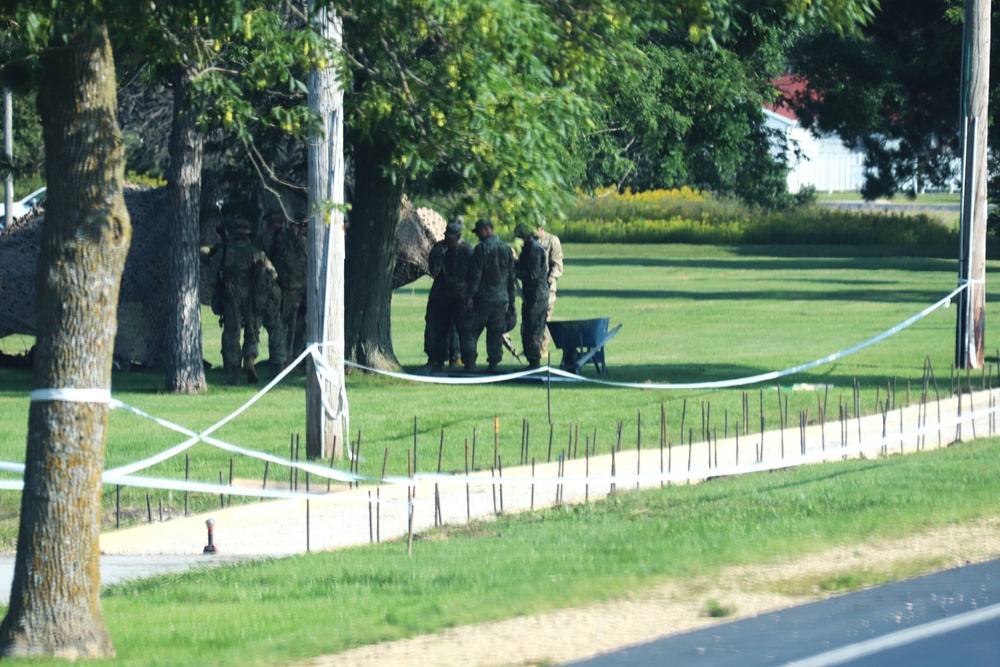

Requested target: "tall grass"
[{"left": 551, "top": 188, "right": 960, "bottom": 248}]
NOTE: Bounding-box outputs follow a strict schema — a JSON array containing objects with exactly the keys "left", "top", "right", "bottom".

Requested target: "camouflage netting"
[
  {"left": 0, "top": 186, "right": 446, "bottom": 368},
  {"left": 393, "top": 195, "right": 447, "bottom": 289}
]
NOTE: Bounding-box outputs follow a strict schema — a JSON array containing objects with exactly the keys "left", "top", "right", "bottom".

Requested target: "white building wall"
[{"left": 764, "top": 109, "right": 865, "bottom": 194}]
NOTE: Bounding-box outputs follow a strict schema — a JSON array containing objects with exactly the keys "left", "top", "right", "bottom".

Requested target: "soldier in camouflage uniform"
[
  {"left": 463, "top": 218, "right": 516, "bottom": 373},
  {"left": 257, "top": 211, "right": 307, "bottom": 375},
  {"left": 421, "top": 219, "right": 473, "bottom": 374},
  {"left": 536, "top": 217, "right": 564, "bottom": 354},
  {"left": 211, "top": 217, "right": 279, "bottom": 385},
  {"left": 513, "top": 223, "right": 550, "bottom": 369}
]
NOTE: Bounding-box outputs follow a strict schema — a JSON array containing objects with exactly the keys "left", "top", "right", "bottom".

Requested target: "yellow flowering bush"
[{"left": 559, "top": 189, "right": 960, "bottom": 249}]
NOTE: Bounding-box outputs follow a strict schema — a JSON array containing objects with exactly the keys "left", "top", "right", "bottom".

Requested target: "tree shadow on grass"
[
  {"left": 568, "top": 252, "right": 957, "bottom": 274},
  {"left": 537, "top": 361, "right": 936, "bottom": 397},
  {"left": 683, "top": 463, "right": 884, "bottom": 502},
  {"left": 559, "top": 287, "right": 956, "bottom": 305}
]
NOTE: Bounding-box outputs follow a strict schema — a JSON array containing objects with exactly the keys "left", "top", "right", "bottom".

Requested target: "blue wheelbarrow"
[{"left": 546, "top": 318, "right": 622, "bottom": 375}]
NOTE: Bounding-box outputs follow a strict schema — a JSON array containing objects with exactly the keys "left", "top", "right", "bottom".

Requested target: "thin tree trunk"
[
  {"left": 164, "top": 66, "right": 207, "bottom": 393},
  {"left": 344, "top": 138, "right": 404, "bottom": 369},
  {"left": 0, "top": 24, "right": 125, "bottom": 659},
  {"left": 306, "top": 2, "right": 346, "bottom": 461},
  {"left": 3, "top": 88, "right": 11, "bottom": 231}
]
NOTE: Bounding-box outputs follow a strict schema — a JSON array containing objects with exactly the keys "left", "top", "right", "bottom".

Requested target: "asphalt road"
[{"left": 563, "top": 558, "right": 1000, "bottom": 667}]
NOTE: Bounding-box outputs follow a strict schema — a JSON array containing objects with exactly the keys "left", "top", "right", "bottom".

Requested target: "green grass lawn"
[
  {"left": 87, "top": 438, "right": 1000, "bottom": 666},
  {"left": 0, "top": 243, "right": 994, "bottom": 536},
  {"left": 814, "top": 191, "right": 961, "bottom": 204},
  {"left": 0, "top": 242, "right": 998, "bottom": 664}
]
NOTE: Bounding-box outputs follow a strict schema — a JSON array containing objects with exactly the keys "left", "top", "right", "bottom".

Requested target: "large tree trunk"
[
  {"left": 0, "top": 23, "right": 127, "bottom": 659},
  {"left": 164, "top": 67, "right": 207, "bottom": 393},
  {"left": 344, "top": 138, "right": 405, "bottom": 370}
]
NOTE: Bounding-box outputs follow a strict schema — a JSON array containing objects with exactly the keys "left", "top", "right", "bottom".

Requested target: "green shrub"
[{"left": 127, "top": 171, "right": 167, "bottom": 188}]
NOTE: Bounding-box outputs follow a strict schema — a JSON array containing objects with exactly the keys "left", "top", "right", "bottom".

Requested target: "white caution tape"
[
  {"left": 342, "top": 360, "right": 545, "bottom": 384},
  {"left": 106, "top": 397, "right": 363, "bottom": 483},
  {"left": 345, "top": 284, "right": 968, "bottom": 391},
  {"left": 100, "top": 473, "right": 405, "bottom": 503},
  {"left": 0, "top": 285, "right": 973, "bottom": 504},
  {"left": 0, "top": 393, "right": 991, "bottom": 500},
  {"left": 104, "top": 343, "right": 362, "bottom": 483},
  {"left": 0, "top": 472, "right": 407, "bottom": 503},
  {"left": 30, "top": 388, "right": 112, "bottom": 403}
]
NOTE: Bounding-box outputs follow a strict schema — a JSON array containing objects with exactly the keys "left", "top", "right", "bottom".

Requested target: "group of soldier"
[
  {"left": 206, "top": 209, "right": 562, "bottom": 384},
  {"left": 421, "top": 216, "right": 563, "bottom": 374},
  {"left": 206, "top": 211, "right": 307, "bottom": 386}
]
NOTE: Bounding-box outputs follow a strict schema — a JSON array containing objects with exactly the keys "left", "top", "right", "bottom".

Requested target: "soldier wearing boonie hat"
[
  {"left": 535, "top": 216, "right": 563, "bottom": 354},
  {"left": 419, "top": 216, "right": 473, "bottom": 375}
]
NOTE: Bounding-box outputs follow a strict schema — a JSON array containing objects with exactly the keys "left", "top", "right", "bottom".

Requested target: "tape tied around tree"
[{"left": 29, "top": 388, "right": 112, "bottom": 403}]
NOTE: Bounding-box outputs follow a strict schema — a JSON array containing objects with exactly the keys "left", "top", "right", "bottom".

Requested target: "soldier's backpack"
[
  {"left": 252, "top": 255, "right": 282, "bottom": 316},
  {"left": 270, "top": 229, "right": 307, "bottom": 290}
]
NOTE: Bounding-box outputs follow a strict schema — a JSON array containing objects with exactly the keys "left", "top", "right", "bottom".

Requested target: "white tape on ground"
[
  {"left": 104, "top": 345, "right": 363, "bottom": 484},
  {"left": 103, "top": 346, "right": 318, "bottom": 479},
  {"left": 0, "top": 285, "right": 973, "bottom": 506},
  {"left": 343, "top": 284, "right": 968, "bottom": 391},
  {"left": 106, "top": 398, "right": 364, "bottom": 483},
  {"left": 101, "top": 473, "right": 406, "bottom": 503},
  {"left": 0, "top": 392, "right": 991, "bottom": 502}
]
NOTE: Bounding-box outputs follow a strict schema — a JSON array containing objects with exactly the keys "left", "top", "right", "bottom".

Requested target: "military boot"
[
  {"left": 226, "top": 362, "right": 242, "bottom": 386},
  {"left": 244, "top": 356, "right": 259, "bottom": 384}
]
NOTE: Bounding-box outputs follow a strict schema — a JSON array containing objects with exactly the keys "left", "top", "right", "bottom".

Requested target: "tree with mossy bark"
[{"left": 0, "top": 10, "right": 127, "bottom": 658}]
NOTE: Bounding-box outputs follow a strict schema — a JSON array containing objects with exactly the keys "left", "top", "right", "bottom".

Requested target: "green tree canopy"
[{"left": 788, "top": 0, "right": 995, "bottom": 199}]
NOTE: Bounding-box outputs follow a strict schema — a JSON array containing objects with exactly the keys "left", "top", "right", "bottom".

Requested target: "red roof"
[{"left": 764, "top": 75, "right": 816, "bottom": 122}]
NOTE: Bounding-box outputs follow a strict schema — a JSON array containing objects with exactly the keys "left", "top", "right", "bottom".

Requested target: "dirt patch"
[{"left": 291, "top": 517, "right": 1000, "bottom": 667}]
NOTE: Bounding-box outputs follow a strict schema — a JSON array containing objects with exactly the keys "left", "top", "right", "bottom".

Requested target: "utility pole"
[
  {"left": 305, "top": 1, "right": 346, "bottom": 460},
  {"left": 3, "top": 89, "right": 11, "bottom": 230},
  {"left": 956, "top": 0, "right": 990, "bottom": 369}
]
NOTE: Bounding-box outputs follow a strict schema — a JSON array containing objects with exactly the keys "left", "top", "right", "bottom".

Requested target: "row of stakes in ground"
[{"left": 168, "top": 352, "right": 1000, "bottom": 554}]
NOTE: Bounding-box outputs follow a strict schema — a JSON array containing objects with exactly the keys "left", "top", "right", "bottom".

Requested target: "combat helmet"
[{"left": 226, "top": 217, "right": 253, "bottom": 236}]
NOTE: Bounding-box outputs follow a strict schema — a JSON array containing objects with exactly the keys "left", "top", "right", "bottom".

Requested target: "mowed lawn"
[
  {"left": 0, "top": 243, "right": 999, "bottom": 665},
  {"left": 0, "top": 243, "right": 995, "bottom": 519}
]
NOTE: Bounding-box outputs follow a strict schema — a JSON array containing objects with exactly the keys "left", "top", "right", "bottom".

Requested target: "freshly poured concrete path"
[{"left": 97, "top": 387, "right": 997, "bottom": 558}]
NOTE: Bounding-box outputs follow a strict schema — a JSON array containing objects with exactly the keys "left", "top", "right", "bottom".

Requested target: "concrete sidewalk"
[
  {"left": 98, "top": 387, "right": 998, "bottom": 558},
  {"left": 0, "top": 553, "right": 254, "bottom": 604}
]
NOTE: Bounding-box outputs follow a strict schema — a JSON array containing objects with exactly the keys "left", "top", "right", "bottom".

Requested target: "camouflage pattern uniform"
[
  {"left": 538, "top": 227, "right": 564, "bottom": 351},
  {"left": 463, "top": 224, "right": 516, "bottom": 371},
  {"left": 424, "top": 233, "right": 473, "bottom": 368},
  {"left": 212, "top": 219, "right": 279, "bottom": 384},
  {"left": 258, "top": 218, "right": 307, "bottom": 371},
  {"left": 514, "top": 227, "right": 550, "bottom": 368}
]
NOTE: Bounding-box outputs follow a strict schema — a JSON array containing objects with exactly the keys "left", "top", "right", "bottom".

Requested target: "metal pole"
[
  {"left": 3, "top": 89, "right": 11, "bottom": 231},
  {"left": 956, "top": 0, "right": 990, "bottom": 369}
]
